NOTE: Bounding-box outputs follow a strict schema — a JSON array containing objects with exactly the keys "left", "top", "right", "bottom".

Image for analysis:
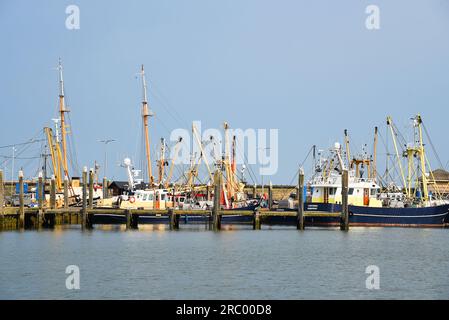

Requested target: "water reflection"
[{"left": 1, "top": 227, "right": 448, "bottom": 299}]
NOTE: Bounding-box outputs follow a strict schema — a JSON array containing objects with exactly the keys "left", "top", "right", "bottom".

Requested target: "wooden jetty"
[{"left": 0, "top": 168, "right": 349, "bottom": 232}]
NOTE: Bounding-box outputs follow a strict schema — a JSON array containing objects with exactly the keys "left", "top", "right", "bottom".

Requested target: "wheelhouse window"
[{"left": 348, "top": 188, "right": 354, "bottom": 195}]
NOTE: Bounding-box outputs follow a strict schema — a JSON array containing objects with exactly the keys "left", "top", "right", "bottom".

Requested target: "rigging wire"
[
  {"left": 279, "top": 145, "right": 315, "bottom": 200},
  {"left": 422, "top": 123, "right": 444, "bottom": 170}
]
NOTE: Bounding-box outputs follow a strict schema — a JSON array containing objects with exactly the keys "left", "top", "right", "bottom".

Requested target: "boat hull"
[{"left": 297, "top": 203, "right": 449, "bottom": 228}]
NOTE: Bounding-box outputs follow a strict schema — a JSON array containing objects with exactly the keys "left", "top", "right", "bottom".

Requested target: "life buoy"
[{"left": 129, "top": 196, "right": 136, "bottom": 204}]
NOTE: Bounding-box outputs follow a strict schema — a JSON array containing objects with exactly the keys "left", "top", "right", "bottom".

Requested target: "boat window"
[
  {"left": 161, "top": 194, "right": 166, "bottom": 201},
  {"left": 329, "top": 188, "right": 337, "bottom": 195},
  {"left": 143, "top": 194, "right": 148, "bottom": 201},
  {"left": 348, "top": 188, "right": 354, "bottom": 195},
  {"left": 370, "top": 189, "right": 377, "bottom": 196},
  {"left": 149, "top": 194, "right": 154, "bottom": 201}
]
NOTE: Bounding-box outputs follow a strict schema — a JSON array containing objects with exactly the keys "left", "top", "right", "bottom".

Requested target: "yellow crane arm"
[
  {"left": 44, "top": 127, "right": 62, "bottom": 190},
  {"left": 387, "top": 116, "right": 407, "bottom": 195}
]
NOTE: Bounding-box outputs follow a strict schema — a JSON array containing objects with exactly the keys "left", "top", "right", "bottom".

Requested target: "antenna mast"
[{"left": 373, "top": 126, "right": 378, "bottom": 182}]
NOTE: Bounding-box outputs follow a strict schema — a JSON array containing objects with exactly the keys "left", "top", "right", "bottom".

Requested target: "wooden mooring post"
[
  {"left": 102, "top": 177, "right": 108, "bottom": 199},
  {"left": 82, "top": 167, "right": 92, "bottom": 229},
  {"left": 297, "top": 167, "right": 305, "bottom": 230},
  {"left": 268, "top": 182, "right": 273, "bottom": 210},
  {"left": 88, "top": 169, "right": 94, "bottom": 209},
  {"left": 125, "top": 210, "right": 138, "bottom": 230},
  {"left": 0, "top": 170, "right": 4, "bottom": 214},
  {"left": 37, "top": 172, "right": 44, "bottom": 228},
  {"left": 253, "top": 210, "right": 261, "bottom": 230},
  {"left": 18, "top": 170, "right": 24, "bottom": 228},
  {"left": 212, "top": 169, "right": 222, "bottom": 230},
  {"left": 64, "top": 175, "right": 69, "bottom": 209},
  {"left": 38, "top": 172, "right": 44, "bottom": 210},
  {"left": 252, "top": 184, "right": 257, "bottom": 199},
  {"left": 340, "top": 169, "right": 349, "bottom": 231},
  {"left": 206, "top": 183, "right": 211, "bottom": 201},
  {"left": 0, "top": 170, "right": 4, "bottom": 230},
  {"left": 50, "top": 175, "right": 56, "bottom": 209},
  {"left": 168, "top": 208, "right": 179, "bottom": 230}
]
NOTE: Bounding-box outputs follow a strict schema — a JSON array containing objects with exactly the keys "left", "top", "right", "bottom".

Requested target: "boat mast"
[
  {"left": 158, "top": 138, "right": 166, "bottom": 185},
  {"left": 387, "top": 116, "right": 407, "bottom": 195},
  {"left": 140, "top": 65, "right": 154, "bottom": 186},
  {"left": 165, "top": 137, "right": 182, "bottom": 188},
  {"left": 192, "top": 123, "right": 213, "bottom": 183},
  {"left": 416, "top": 115, "right": 428, "bottom": 201},
  {"left": 344, "top": 129, "right": 351, "bottom": 168},
  {"left": 232, "top": 135, "right": 236, "bottom": 178},
  {"left": 223, "top": 122, "right": 232, "bottom": 198},
  {"left": 57, "top": 59, "right": 69, "bottom": 179},
  {"left": 373, "top": 126, "right": 378, "bottom": 182}
]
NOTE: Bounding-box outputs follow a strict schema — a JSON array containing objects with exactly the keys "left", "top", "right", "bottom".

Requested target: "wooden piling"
[
  {"left": 168, "top": 208, "right": 179, "bottom": 230},
  {"left": 253, "top": 210, "right": 261, "bottom": 230},
  {"left": 82, "top": 167, "right": 88, "bottom": 229},
  {"left": 297, "top": 168, "right": 305, "bottom": 230},
  {"left": 0, "top": 170, "right": 3, "bottom": 230},
  {"left": 125, "top": 210, "right": 138, "bottom": 230},
  {"left": 206, "top": 183, "right": 211, "bottom": 201},
  {"left": 268, "top": 182, "right": 273, "bottom": 210},
  {"left": 50, "top": 176, "right": 56, "bottom": 209},
  {"left": 172, "top": 185, "right": 177, "bottom": 208},
  {"left": 18, "top": 170, "right": 24, "bottom": 228},
  {"left": 252, "top": 184, "right": 257, "bottom": 199},
  {"left": 89, "top": 169, "right": 94, "bottom": 209},
  {"left": 125, "top": 210, "right": 131, "bottom": 229},
  {"left": 36, "top": 172, "right": 44, "bottom": 228},
  {"left": 212, "top": 170, "right": 222, "bottom": 230},
  {"left": 340, "top": 169, "right": 349, "bottom": 231},
  {"left": 0, "top": 170, "right": 4, "bottom": 216},
  {"left": 38, "top": 172, "right": 43, "bottom": 210},
  {"left": 64, "top": 175, "right": 69, "bottom": 209},
  {"left": 102, "top": 177, "right": 108, "bottom": 199}
]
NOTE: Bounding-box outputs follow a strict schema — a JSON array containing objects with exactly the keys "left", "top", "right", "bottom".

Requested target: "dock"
[
  {"left": 0, "top": 168, "right": 350, "bottom": 231},
  {"left": 0, "top": 207, "right": 343, "bottom": 231}
]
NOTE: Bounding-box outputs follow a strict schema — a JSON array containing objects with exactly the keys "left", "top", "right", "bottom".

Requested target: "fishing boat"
[
  {"left": 278, "top": 115, "right": 449, "bottom": 228},
  {"left": 96, "top": 66, "right": 258, "bottom": 225}
]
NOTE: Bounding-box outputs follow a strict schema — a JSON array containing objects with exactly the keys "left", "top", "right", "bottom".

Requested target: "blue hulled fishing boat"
[{"left": 277, "top": 115, "right": 449, "bottom": 228}]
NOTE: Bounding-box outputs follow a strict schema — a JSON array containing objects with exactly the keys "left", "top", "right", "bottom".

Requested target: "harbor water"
[{"left": 1, "top": 225, "right": 448, "bottom": 300}]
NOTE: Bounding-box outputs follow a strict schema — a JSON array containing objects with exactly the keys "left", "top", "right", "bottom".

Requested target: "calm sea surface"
[{"left": 1, "top": 225, "right": 448, "bottom": 300}]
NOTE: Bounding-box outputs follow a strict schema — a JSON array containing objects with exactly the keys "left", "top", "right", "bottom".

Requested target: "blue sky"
[{"left": 0, "top": 0, "right": 448, "bottom": 184}]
